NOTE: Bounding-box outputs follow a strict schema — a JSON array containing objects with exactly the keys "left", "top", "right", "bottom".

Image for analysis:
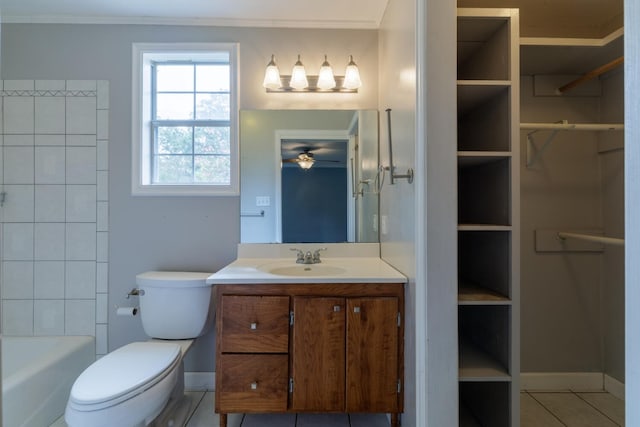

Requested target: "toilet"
[{"left": 65, "top": 271, "right": 214, "bottom": 427}]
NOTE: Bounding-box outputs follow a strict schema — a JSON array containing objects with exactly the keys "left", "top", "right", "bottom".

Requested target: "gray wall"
[
  {"left": 520, "top": 75, "right": 603, "bottom": 372},
  {"left": 600, "top": 69, "right": 625, "bottom": 382},
  {"left": 520, "top": 72, "right": 624, "bottom": 375},
  {"left": 1, "top": 23, "right": 378, "bottom": 371}
]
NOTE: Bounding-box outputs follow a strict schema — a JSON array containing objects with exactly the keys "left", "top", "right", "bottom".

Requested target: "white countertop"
[{"left": 206, "top": 256, "right": 407, "bottom": 285}]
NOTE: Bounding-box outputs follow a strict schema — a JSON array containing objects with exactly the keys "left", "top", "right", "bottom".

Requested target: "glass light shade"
[
  {"left": 317, "top": 55, "right": 336, "bottom": 90},
  {"left": 262, "top": 55, "right": 281, "bottom": 89},
  {"left": 343, "top": 55, "right": 362, "bottom": 90},
  {"left": 289, "top": 55, "right": 309, "bottom": 90}
]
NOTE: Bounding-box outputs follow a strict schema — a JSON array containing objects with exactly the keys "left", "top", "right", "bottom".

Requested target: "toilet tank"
[{"left": 135, "top": 271, "right": 214, "bottom": 339}]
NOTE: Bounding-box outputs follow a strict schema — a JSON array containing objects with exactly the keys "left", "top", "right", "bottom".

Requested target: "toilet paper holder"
[{"left": 115, "top": 306, "right": 138, "bottom": 316}]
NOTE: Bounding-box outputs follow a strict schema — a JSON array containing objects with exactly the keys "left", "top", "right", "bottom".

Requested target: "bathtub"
[{"left": 2, "top": 335, "right": 95, "bottom": 427}]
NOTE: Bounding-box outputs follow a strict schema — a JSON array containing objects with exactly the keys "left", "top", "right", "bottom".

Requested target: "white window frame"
[{"left": 131, "top": 42, "right": 239, "bottom": 196}]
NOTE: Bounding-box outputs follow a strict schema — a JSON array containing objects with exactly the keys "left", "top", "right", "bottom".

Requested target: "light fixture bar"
[{"left": 266, "top": 75, "right": 358, "bottom": 93}]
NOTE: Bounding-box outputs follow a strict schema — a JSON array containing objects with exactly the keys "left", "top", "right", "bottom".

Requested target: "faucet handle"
[
  {"left": 290, "top": 248, "right": 305, "bottom": 263},
  {"left": 313, "top": 247, "right": 327, "bottom": 263}
]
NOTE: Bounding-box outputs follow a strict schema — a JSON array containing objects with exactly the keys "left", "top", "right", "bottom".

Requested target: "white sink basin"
[{"left": 260, "top": 264, "right": 347, "bottom": 277}]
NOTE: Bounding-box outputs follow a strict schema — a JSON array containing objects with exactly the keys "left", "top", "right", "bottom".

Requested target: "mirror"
[{"left": 240, "top": 110, "right": 379, "bottom": 243}]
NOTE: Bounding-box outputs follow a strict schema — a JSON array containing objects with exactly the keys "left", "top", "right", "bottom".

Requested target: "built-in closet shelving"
[{"left": 457, "top": 8, "right": 520, "bottom": 427}]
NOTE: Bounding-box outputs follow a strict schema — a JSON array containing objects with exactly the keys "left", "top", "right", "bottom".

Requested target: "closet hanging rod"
[
  {"left": 557, "top": 231, "right": 624, "bottom": 247},
  {"left": 521, "top": 122, "right": 624, "bottom": 131},
  {"left": 557, "top": 56, "right": 624, "bottom": 94}
]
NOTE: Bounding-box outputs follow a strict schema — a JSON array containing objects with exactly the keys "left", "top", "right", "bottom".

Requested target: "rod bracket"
[{"left": 386, "top": 166, "right": 414, "bottom": 183}]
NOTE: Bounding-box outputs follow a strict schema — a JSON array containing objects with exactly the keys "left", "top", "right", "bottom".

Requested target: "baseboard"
[
  {"left": 520, "top": 372, "right": 604, "bottom": 391},
  {"left": 604, "top": 374, "right": 625, "bottom": 400},
  {"left": 185, "top": 372, "right": 215, "bottom": 391}
]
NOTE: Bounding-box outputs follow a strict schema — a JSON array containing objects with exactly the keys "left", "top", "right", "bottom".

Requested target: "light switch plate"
[{"left": 256, "top": 196, "right": 270, "bottom": 206}]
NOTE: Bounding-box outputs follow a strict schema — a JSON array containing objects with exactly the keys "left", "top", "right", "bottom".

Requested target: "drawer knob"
[
  {"left": 250, "top": 322, "right": 258, "bottom": 330},
  {"left": 251, "top": 382, "right": 258, "bottom": 390}
]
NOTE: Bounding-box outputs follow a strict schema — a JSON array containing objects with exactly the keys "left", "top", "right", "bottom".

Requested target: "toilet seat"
[{"left": 68, "top": 341, "right": 181, "bottom": 411}]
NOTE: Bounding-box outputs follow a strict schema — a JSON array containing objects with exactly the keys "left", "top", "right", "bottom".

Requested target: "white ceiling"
[
  {"left": 0, "top": 0, "right": 390, "bottom": 29},
  {"left": 0, "top": 0, "right": 622, "bottom": 36}
]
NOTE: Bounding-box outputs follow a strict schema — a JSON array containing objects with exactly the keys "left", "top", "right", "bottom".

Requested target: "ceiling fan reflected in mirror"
[{"left": 282, "top": 149, "right": 341, "bottom": 170}]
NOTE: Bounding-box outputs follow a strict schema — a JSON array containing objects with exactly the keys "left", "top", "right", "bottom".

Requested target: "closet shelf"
[
  {"left": 458, "top": 152, "right": 512, "bottom": 166},
  {"left": 459, "top": 281, "right": 510, "bottom": 305},
  {"left": 459, "top": 339, "right": 511, "bottom": 382},
  {"left": 520, "top": 28, "right": 624, "bottom": 76},
  {"left": 458, "top": 224, "right": 511, "bottom": 231},
  {"left": 523, "top": 121, "right": 624, "bottom": 167}
]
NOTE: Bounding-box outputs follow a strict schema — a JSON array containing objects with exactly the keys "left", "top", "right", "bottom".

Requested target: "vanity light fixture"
[
  {"left": 262, "top": 54, "right": 281, "bottom": 90},
  {"left": 317, "top": 55, "right": 336, "bottom": 90},
  {"left": 263, "top": 54, "right": 361, "bottom": 93},
  {"left": 289, "top": 55, "right": 309, "bottom": 90},
  {"left": 343, "top": 55, "right": 362, "bottom": 90}
]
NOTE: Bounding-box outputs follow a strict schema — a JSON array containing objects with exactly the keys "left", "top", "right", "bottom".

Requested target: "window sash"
[
  {"left": 149, "top": 61, "right": 231, "bottom": 185},
  {"left": 131, "top": 42, "right": 239, "bottom": 196}
]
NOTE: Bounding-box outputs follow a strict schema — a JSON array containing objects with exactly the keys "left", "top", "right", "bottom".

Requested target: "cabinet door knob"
[
  {"left": 353, "top": 306, "right": 361, "bottom": 313},
  {"left": 250, "top": 322, "right": 258, "bottom": 330},
  {"left": 333, "top": 305, "right": 341, "bottom": 312},
  {"left": 250, "top": 382, "right": 258, "bottom": 390}
]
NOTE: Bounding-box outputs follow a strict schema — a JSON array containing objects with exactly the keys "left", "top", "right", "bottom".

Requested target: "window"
[{"left": 132, "top": 43, "right": 239, "bottom": 195}]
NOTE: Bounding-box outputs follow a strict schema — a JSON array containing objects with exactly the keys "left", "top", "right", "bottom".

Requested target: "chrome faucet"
[{"left": 290, "top": 247, "right": 327, "bottom": 264}]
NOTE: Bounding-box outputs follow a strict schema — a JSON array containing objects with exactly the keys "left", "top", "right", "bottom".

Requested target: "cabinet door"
[
  {"left": 290, "top": 297, "right": 345, "bottom": 411},
  {"left": 346, "top": 297, "right": 399, "bottom": 412}
]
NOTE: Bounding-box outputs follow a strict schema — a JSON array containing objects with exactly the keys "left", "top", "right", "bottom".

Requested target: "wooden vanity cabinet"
[{"left": 215, "top": 283, "right": 404, "bottom": 427}]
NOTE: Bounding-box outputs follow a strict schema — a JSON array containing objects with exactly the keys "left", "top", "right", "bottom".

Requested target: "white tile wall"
[
  {"left": 1, "top": 261, "right": 34, "bottom": 299},
  {"left": 1, "top": 80, "right": 109, "bottom": 358},
  {"left": 35, "top": 185, "right": 66, "bottom": 222},
  {"left": 3, "top": 97, "right": 34, "bottom": 134},
  {"left": 35, "top": 146, "right": 65, "bottom": 184},
  {"left": 34, "top": 223, "right": 66, "bottom": 260},
  {"left": 3, "top": 223, "right": 34, "bottom": 260},
  {"left": 2, "top": 185, "right": 35, "bottom": 222},
  {"left": 4, "top": 146, "right": 35, "bottom": 184},
  {"left": 35, "top": 97, "right": 65, "bottom": 134},
  {"left": 34, "top": 261, "right": 65, "bottom": 299}
]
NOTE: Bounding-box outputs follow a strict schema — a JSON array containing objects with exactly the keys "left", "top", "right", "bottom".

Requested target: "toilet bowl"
[{"left": 65, "top": 271, "right": 213, "bottom": 427}]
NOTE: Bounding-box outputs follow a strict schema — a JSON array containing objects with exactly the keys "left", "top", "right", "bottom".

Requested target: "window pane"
[
  {"left": 195, "top": 94, "right": 230, "bottom": 120},
  {"left": 196, "top": 64, "right": 230, "bottom": 92},
  {"left": 157, "top": 126, "right": 193, "bottom": 154},
  {"left": 194, "top": 127, "right": 230, "bottom": 154},
  {"left": 155, "top": 155, "right": 193, "bottom": 183},
  {"left": 156, "top": 64, "right": 194, "bottom": 92},
  {"left": 195, "top": 155, "right": 230, "bottom": 184},
  {"left": 156, "top": 93, "right": 194, "bottom": 120}
]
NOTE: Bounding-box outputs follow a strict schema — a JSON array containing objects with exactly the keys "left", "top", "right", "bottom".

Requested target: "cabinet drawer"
[
  {"left": 217, "top": 354, "right": 289, "bottom": 412},
  {"left": 219, "top": 295, "right": 290, "bottom": 353}
]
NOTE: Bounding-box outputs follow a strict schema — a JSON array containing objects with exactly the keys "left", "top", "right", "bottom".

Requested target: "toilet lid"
[{"left": 70, "top": 342, "right": 181, "bottom": 406}]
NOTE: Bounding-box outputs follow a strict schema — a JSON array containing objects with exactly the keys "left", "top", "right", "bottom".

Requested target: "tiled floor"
[
  {"left": 184, "top": 392, "right": 392, "bottom": 427},
  {"left": 521, "top": 391, "right": 624, "bottom": 427},
  {"left": 53, "top": 390, "right": 625, "bottom": 426},
  {"left": 52, "top": 391, "right": 392, "bottom": 426}
]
